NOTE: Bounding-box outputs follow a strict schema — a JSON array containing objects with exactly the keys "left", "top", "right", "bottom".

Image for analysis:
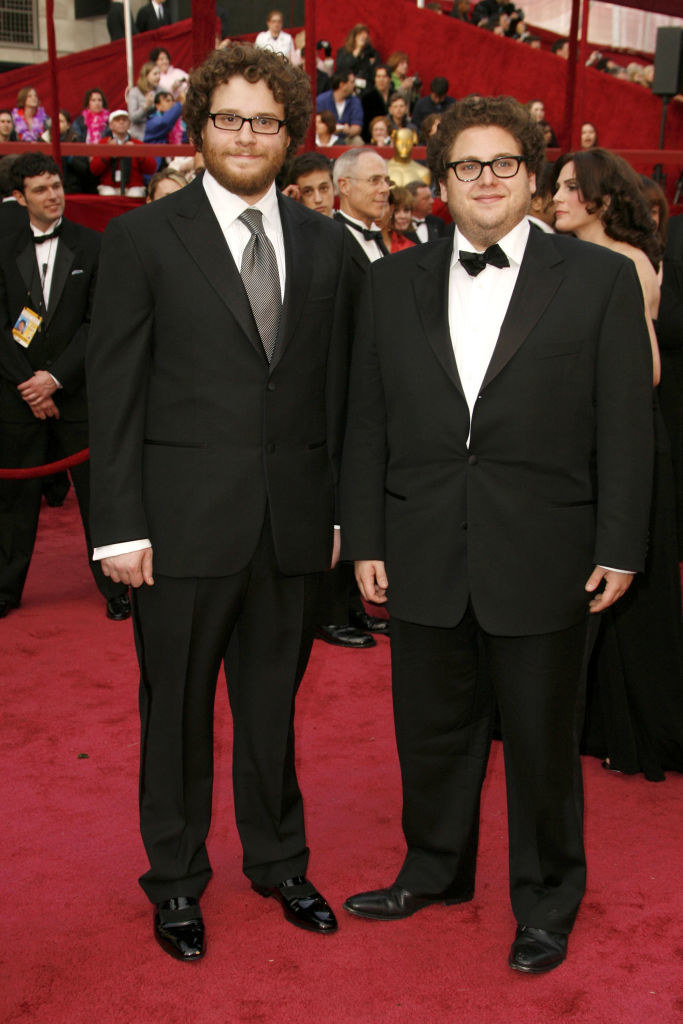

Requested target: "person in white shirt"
[
  {"left": 340, "top": 95, "right": 653, "bottom": 976},
  {"left": 255, "top": 9, "right": 299, "bottom": 64},
  {"left": 86, "top": 43, "right": 352, "bottom": 963}
]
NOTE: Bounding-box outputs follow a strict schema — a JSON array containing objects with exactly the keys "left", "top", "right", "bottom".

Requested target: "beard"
[{"left": 201, "top": 134, "right": 287, "bottom": 199}]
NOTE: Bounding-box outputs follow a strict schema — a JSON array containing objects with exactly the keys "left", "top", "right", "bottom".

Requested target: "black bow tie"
[
  {"left": 459, "top": 243, "right": 509, "bottom": 276},
  {"left": 337, "top": 212, "right": 382, "bottom": 242},
  {"left": 33, "top": 224, "right": 62, "bottom": 245}
]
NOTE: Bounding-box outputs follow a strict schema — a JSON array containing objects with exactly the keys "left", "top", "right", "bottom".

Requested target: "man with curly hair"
[
  {"left": 340, "top": 95, "right": 653, "bottom": 972},
  {"left": 86, "top": 44, "right": 353, "bottom": 961}
]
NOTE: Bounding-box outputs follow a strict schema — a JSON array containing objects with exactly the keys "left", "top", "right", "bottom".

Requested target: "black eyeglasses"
[
  {"left": 447, "top": 156, "right": 526, "bottom": 182},
  {"left": 207, "top": 112, "right": 287, "bottom": 135}
]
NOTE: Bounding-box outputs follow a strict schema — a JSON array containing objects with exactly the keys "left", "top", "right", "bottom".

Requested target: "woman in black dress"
[{"left": 553, "top": 148, "right": 683, "bottom": 781}]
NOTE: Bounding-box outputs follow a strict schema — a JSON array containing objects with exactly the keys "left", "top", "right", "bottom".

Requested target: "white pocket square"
[{"left": 71, "top": 268, "right": 84, "bottom": 275}]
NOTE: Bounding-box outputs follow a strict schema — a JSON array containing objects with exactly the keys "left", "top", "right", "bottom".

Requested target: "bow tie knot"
[
  {"left": 33, "top": 224, "right": 62, "bottom": 245},
  {"left": 459, "top": 243, "right": 509, "bottom": 277}
]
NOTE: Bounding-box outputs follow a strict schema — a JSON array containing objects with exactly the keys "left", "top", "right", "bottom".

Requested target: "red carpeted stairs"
[{"left": 2, "top": 492, "right": 682, "bottom": 1024}]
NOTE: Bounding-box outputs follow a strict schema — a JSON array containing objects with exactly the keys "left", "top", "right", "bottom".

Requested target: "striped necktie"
[{"left": 238, "top": 207, "right": 282, "bottom": 362}]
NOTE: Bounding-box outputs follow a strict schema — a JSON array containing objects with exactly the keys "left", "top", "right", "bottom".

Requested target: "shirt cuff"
[
  {"left": 93, "top": 539, "right": 152, "bottom": 560},
  {"left": 48, "top": 373, "right": 61, "bottom": 388},
  {"left": 597, "top": 565, "right": 632, "bottom": 574}
]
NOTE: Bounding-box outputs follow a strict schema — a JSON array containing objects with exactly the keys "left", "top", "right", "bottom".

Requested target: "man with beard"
[{"left": 86, "top": 44, "right": 353, "bottom": 961}]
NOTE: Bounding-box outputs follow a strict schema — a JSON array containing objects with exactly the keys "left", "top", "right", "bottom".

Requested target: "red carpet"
[{"left": 2, "top": 493, "right": 682, "bottom": 1024}]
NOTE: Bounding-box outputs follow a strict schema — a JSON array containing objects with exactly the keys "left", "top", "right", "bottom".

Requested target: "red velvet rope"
[{"left": 0, "top": 448, "right": 89, "bottom": 479}]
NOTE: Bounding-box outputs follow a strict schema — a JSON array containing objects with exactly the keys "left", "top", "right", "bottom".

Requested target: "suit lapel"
[
  {"left": 413, "top": 238, "right": 465, "bottom": 399},
  {"left": 169, "top": 178, "right": 263, "bottom": 357},
  {"left": 46, "top": 233, "right": 75, "bottom": 325},
  {"left": 16, "top": 235, "right": 40, "bottom": 309},
  {"left": 481, "top": 226, "right": 564, "bottom": 390},
  {"left": 272, "top": 192, "right": 314, "bottom": 371}
]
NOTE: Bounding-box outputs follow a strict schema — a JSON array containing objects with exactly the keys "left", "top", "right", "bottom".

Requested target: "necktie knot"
[
  {"left": 459, "top": 242, "right": 509, "bottom": 277},
  {"left": 239, "top": 207, "right": 264, "bottom": 236}
]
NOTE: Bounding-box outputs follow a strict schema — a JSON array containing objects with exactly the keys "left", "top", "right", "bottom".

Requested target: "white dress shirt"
[
  {"left": 413, "top": 218, "right": 429, "bottom": 244},
  {"left": 255, "top": 29, "right": 296, "bottom": 62},
  {"left": 93, "top": 174, "right": 286, "bottom": 561},
  {"left": 448, "top": 218, "right": 529, "bottom": 431},
  {"left": 339, "top": 211, "right": 384, "bottom": 262},
  {"left": 31, "top": 216, "right": 62, "bottom": 311}
]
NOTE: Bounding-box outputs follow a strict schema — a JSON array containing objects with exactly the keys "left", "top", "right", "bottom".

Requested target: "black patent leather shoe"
[
  {"left": 252, "top": 876, "right": 338, "bottom": 933},
  {"left": 350, "top": 610, "right": 390, "bottom": 634},
  {"left": 316, "top": 624, "right": 376, "bottom": 648},
  {"left": 343, "top": 883, "right": 473, "bottom": 921},
  {"left": 154, "top": 897, "right": 205, "bottom": 962},
  {"left": 106, "top": 594, "right": 131, "bottom": 621},
  {"left": 508, "top": 925, "right": 568, "bottom": 974}
]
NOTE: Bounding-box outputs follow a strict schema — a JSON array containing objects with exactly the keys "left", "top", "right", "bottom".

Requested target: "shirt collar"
[
  {"left": 30, "top": 216, "right": 62, "bottom": 238},
  {"left": 202, "top": 170, "right": 281, "bottom": 232},
  {"left": 340, "top": 210, "right": 381, "bottom": 233},
  {"left": 452, "top": 217, "right": 530, "bottom": 269}
]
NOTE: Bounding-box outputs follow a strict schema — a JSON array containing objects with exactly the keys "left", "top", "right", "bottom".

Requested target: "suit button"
[
  {"left": 468, "top": 454, "right": 478, "bottom": 465},
  {"left": 267, "top": 382, "right": 276, "bottom": 391},
  {"left": 461, "top": 521, "right": 468, "bottom": 530},
  {"left": 266, "top": 443, "right": 275, "bottom": 454}
]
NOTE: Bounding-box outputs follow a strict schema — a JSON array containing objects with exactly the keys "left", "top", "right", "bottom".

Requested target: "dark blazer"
[
  {"left": 106, "top": 1, "right": 136, "bottom": 40},
  {"left": 415, "top": 213, "right": 448, "bottom": 243},
  {"left": 0, "top": 218, "right": 99, "bottom": 423},
  {"left": 341, "top": 228, "right": 654, "bottom": 635},
  {"left": 87, "top": 178, "right": 353, "bottom": 579},
  {"left": 135, "top": 0, "right": 172, "bottom": 33}
]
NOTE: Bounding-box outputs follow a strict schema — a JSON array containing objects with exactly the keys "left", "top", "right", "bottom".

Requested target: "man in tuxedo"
[
  {"left": 340, "top": 96, "right": 654, "bottom": 972},
  {"left": 135, "top": 0, "right": 172, "bottom": 33},
  {"left": 86, "top": 44, "right": 352, "bottom": 961},
  {"left": 0, "top": 153, "right": 130, "bottom": 621},
  {"left": 309, "top": 147, "right": 393, "bottom": 650},
  {"left": 405, "top": 180, "right": 447, "bottom": 242}
]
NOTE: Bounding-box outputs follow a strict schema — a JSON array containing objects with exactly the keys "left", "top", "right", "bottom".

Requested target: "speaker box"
[{"left": 652, "top": 27, "right": 683, "bottom": 97}]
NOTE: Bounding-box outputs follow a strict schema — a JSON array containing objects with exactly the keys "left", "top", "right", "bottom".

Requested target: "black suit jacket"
[
  {"left": 87, "top": 177, "right": 353, "bottom": 579},
  {"left": 0, "top": 218, "right": 99, "bottom": 423},
  {"left": 106, "top": 1, "right": 136, "bottom": 40},
  {"left": 135, "top": 1, "right": 172, "bottom": 33},
  {"left": 341, "top": 228, "right": 654, "bottom": 635}
]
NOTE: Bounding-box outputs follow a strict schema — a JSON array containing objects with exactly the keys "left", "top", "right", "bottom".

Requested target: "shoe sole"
[
  {"left": 508, "top": 956, "right": 566, "bottom": 974},
  {"left": 343, "top": 892, "right": 473, "bottom": 920},
  {"left": 154, "top": 932, "right": 205, "bottom": 962},
  {"left": 315, "top": 634, "right": 376, "bottom": 649}
]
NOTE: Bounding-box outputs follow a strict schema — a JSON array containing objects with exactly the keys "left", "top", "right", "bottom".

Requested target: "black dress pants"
[
  {"left": 390, "top": 604, "right": 588, "bottom": 934},
  {"left": 133, "top": 515, "right": 321, "bottom": 903},
  {"left": 0, "top": 416, "right": 124, "bottom": 604}
]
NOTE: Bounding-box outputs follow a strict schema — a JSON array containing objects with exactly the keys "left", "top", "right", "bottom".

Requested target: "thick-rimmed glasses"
[
  {"left": 207, "top": 112, "right": 287, "bottom": 135},
  {"left": 447, "top": 156, "right": 526, "bottom": 182}
]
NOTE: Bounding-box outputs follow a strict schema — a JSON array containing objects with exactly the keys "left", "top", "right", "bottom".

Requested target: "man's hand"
[
  {"left": 101, "top": 547, "right": 154, "bottom": 588},
  {"left": 29, "top": 396, "right": 60, "bottom": 420},
  {"left": 18, "top": 370, "right": 58, "bottom": 405},
  {"left": 281, "top": 183, "right": 301, "bottom": 202},
  {"left": 355, "top": 559, "right": 388, "bottom": 603},
  {"left": 585, "top": 566, "right": 634, "bottom": 613},
  {"left": 330, "top": 528, "right": 341, "bottom": 569}
]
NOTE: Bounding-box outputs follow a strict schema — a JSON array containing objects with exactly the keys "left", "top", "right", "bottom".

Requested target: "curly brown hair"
[
  {"left": 183, "top": 44, "right": 312, "bottom": 157},
  {"left": 427, "top": 95, "right": 546, "bottom": 184},
  {"left": 551, "top": 149, "right": 662, "bottom": 270}
]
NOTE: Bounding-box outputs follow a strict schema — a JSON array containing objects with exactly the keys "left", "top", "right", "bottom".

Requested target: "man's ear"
[
  {"left": 13, "top": 189, "right": 27, "bottom": 209},
  {"left": 337, "top": 177, "right": 349, "bottom": 198}
]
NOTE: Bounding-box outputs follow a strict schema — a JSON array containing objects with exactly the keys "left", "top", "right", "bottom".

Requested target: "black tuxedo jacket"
[
  {"left": 135, "top": 1, "right": 171, "bottom": 32},
  {"left": 416, "top": 214, "right": 448, "bottom": 243},
  {"left": 341, "top": 228, "right": 654, "bottom": 635},
  {"left": 87, "top": 177, "right": 353, "bottom": 579},
  {"left": 0, "top": 218, "right": 99, "bottom": 423}
]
